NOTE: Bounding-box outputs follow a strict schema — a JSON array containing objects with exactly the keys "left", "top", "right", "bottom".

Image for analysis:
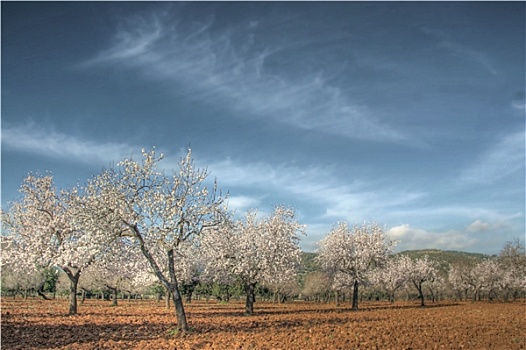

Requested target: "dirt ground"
[{"left": 1, "top": 298, "right": 525, "bottom": 349}]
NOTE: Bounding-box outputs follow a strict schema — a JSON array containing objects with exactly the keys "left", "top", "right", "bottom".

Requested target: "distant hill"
[
  {"left": 395, "top": 249, "right": 490, "bottom": 272},
  {"left": 300, "top": 249, "right": 491, "bottom": 276}
]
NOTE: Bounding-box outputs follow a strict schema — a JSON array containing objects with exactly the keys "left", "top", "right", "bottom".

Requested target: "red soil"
[{"left": 1, "top": 298, "right": 525, "bottom": 349}]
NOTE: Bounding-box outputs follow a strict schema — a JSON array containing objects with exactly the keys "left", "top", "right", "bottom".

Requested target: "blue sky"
[{"left": 2, "top": 2, "right": 524, "bottom": 254}]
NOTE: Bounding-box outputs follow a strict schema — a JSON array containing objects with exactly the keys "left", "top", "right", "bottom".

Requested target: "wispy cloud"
[
  {"left": 2, "top": 122, "right": 133, "bottom": 165},
  {"left": 205, "top": 155, "right": 425, "bottom": 224},
  {"left": 461, "top": 130, "right": 525, "bottom": 184},
  {"left": 512, "top": 100, "right": 525, "bottom": 111},
  {"left": 205, "top": 153, "right": 524, "bottom": 252},
  {"left": 512, "top": 94, "right": 525, "bottom": 111},
  {"left": 3, "top": 123, "right": 521, "bottom": 253},
  {"left": 83, "top": 12, "right": 406, "bottom": 143},
  {"left": 421, "top": 27, "right": 497, "bottom": 75}
]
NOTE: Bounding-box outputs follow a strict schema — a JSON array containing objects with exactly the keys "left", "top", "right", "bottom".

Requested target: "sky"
[{"left": 2, "top": 2, "right": 524, "bottom": 255}]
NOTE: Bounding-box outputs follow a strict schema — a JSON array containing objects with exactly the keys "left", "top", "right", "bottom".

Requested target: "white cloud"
[
  {"left": 466, "top": 220, "right": 490, "bottom": 233},
  {"left": 2, "top": 122, "right": 133, "bottom": 165},
  {"left": 466, "top": 219, "right": 507, "bottom": 233},
  {"left": 226, "top": 195, "right": 261, "bottom": 213},
  {"left": 387, "top": 224, "right": 478, "bottom": 252},
  {"left": 512, "top": 99, "right": 525, "bottom": 111},
  {"left": 84, "top": 12, "right": 406, "bottom": 143}
]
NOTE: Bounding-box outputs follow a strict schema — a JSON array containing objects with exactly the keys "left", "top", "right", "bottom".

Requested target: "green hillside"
[
  {"left": 395, "top": 249, "right": 490, "bottom": 272},
  {"left": 301, "top": 249, "right": 491, "bottom": 275}
]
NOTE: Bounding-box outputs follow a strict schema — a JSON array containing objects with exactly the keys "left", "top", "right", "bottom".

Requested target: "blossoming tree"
[
  {"left": 316, "top": 222, "right": 396, "bottom": 309},
  {"left": 82, "top": 237, "right": 156, "bottom": 305},
  {"left": 400, "top": 255, "right": 439, "bottom": 306},
  {"left": 90, "top": 148, "right": 229, "bottom": 332},
  {"left": 201, "top": 206, "right": 305, "bottom": 314},
  {"left": 1, "top": 174, "right": 117, "bottom": 314},
  {"left": 368, "top": 254, "right": 409, "bottom": 303}
]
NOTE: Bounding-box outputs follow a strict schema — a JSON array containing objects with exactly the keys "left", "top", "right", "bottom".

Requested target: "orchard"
[{"left": 2, "top": 148, "right": 525, "bottom": 349}]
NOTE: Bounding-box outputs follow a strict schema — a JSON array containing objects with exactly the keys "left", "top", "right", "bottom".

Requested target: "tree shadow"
[
  {"left": 186, "top": 301, "right": 461, "bottom": 318},
  {"left": 1, "top": 321, "right": 173, "bottom": 349},
  {"left": 1, "top": 301, "right": 463, "bottom": 349}
]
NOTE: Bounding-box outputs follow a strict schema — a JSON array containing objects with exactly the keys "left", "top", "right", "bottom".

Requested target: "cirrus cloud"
[{"left": 82, "top": 11, "right": 407, "bottom": 144}]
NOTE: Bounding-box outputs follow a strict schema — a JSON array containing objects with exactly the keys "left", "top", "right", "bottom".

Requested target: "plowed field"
[{"left": 2, "top": 298, "right": 525, "bottom": 349}]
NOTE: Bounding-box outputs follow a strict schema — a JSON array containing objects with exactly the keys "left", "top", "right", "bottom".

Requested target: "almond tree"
[
  {"left": 0, "top": 261, "right": 48, "bottom": 299},
  {"left": 173, "top": 241, "right": 203, "bottom": 303},
  {"left": 301, "top": 271, "right": 332, "bottom": 302},
  {"left": 1, "top": 174, "right": 117, "bottom": 314},
  {"left": 201, "top": 206, "right": 305, "bottom": 314},
  {"left": 91, "top": 148, "right": 228, "bottom": 332},
  {"left": 316, "top": 222, "right": 396, "bottom": 309},
  {"left": 400, "top": 255, "right": 439, "bottom": 307},
  {"left": 497, "top": 239, "right": 526, "bottom": 300},
  {"left": 147, "top": 240, "right": 204, "bottom": 306},
  {"left": 471, "top": 259, "right": 502, "bottom": 301},
  {"left": 448, "top": 262, "right": 473, "bottom": 301},
  {"left": 82, "top": 238, "right": 155, "bottom": 305},
  {"left": 368, "top": 255, "right": 408, "bottom": 303}
]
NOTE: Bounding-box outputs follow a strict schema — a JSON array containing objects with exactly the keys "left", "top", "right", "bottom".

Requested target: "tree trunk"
[
  {"left": 225, "top": 288, "right": 231, "bottom": 302},
  {"left": 36, "top": 281, "right": 51, "bottom": 300},
  {"left": 165, "top": 288, "right": 171, "bottom": 309},
  {"left": 37, "top": 290, "right": 51, "bottom": 300},
  {"left": 334, "top": 290, "right": 340, "bottom": 307},
  {"left": 167, "top": 249, "right": 189, "bottom": 332},
  {"left": 185, "top": 286, "right": 194, "bottom": 304},
  {"left": 414, "top": 281, "right": 425, "bottom": 307},
  {"left": 109, "top": 287, "right": 118, "bottom": 306},
  {"left": 64, "top": 268, "right": 80, "bottom": 315},
  {"left": 472, "top": 286, "right": 479, "bottom": 302},
  {"left": 352, "top": 280, "right": 359, "bottom": 310},
  {"left": 245, "top": 282, "right": 256, "bottom": 315},
  {"left": 171, "top": 286, "right": 188, "bottom": 329},
  {"left": 132, "top": 225, "right": 189, "bottom": 332}
]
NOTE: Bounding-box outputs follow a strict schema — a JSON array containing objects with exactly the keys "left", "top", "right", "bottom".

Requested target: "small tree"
[
  {"left": 448, "top": 262, "right": 472, "bottom": 301},
  {"left": 368, "top": 255, "right": 408, "bottom": 303},
  {"left": 302, "top": 271, "right": 332, "bottom": 302},
  {"left": 497, "top": 238, "right": 526, "bottom": 300},
  {"left": 1, "top": 174, "right": 117, "bottom": 314},
  {"left": 82, "top": 238, "right": 154, "bottom": 305},
  {"left": 316, "top": 222, "right": 396, "bottom": 309},
  {"left": 470, "top": 259, "right": 501, "bottom": 301},
  {"left": 201, "top": 206, "right": 305, "bottom": 314},
  {"left": 400, "top": 255, "right": 438, "bottom": 307}
]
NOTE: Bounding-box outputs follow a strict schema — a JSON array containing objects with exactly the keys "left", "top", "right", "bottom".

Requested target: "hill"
[
  {"left": 395, "top": 249, "right": 490, "bottom": 272},
  {"left": 300, "top": 249, "right": 491, "bottom": 275}
]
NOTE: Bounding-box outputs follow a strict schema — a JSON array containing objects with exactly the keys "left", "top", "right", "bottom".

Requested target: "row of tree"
[
  {"left": 304, "top": 239, "right": 525, "bottom": 305},
  {"left": 3, "top": 238, "right": 524, "bottom": 309},
  {"left": 3, "top": 240, "right": 524, "bottom": 304},
  {"left": 2, "top": 148, "right": 525, "bottom": 332},
  {"left": 1, "top": 148, "right": 305, "bottom": 331}
]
